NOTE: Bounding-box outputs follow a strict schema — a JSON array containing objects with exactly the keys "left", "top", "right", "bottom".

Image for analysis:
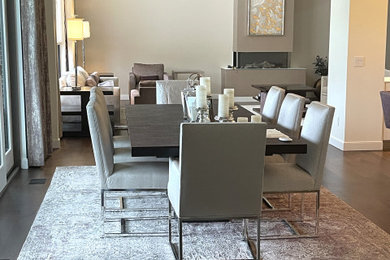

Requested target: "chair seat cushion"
[
  {"left": 264, "top": 163, "right": 315, "bottom": 193},
  {"left": 113, "top": 135, "right": 131, "bottom": 149},
  {"left": 139, "top": 80, "right": 157, "bottom": 88},
  {"left": 107, "top": 161, "right": 169, "bottom": 190}
]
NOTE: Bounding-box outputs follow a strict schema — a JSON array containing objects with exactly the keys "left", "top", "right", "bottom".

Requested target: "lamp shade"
[
  {"left": 83, "top": 21, "right": 90, "bottom": 38},
  {"left": 67, "top": 18, "right": 84, "bottom": 40}
]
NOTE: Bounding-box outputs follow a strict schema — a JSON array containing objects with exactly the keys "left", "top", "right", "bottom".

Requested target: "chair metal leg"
[
  {"left": 102, "top": 189, "right": 168, "bottom": 237},
  {"left": 257, "top": 217, "right": 261, "bottom": 260},
  {"left": 242, "top": 219, "right": 249, "bottom": 241},
  {"left": 247, "top": 217, "right": 261, "bottom": 260},
  {"left": 261, "top": 191, "right": 320, "bottom": 240},
  {"left": 315, "top": 191, "right": 320, "bottom": 235},
  {"left": 168, "top": 202, "right": 172, "bottom": 244}
]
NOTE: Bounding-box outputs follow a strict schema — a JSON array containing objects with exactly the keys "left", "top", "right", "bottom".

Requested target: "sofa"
[
  {"left": 129, "top": 63, "right": 170, "bottom": 104},
  {"left": 59, "top": 66, "right": 120, "bottom": 124}
]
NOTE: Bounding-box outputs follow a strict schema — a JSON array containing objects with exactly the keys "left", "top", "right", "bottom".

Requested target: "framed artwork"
[{"left": 248, "top": 0, "right": 285, "bottom": 36}]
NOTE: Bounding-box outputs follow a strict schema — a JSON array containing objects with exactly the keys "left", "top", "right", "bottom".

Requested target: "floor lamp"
[
  {"left": 82, "top": 21, "right": 90, "bottom": 69},
  {"left": 67, "top": 18, "right": 84, "bottom": 90}
]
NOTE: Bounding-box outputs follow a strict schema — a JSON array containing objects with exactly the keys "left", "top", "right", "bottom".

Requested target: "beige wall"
[
  {"left": 75, "top": 0, "right": 234, "bottom": 98},
  {"left": 290, "top": 0, "right": 331, "bottom": 87},
  {"left": 75, "top": 0, "right": 330, "bottom": 99},
  {"left": 328, "top": 0, "right": 388, "bottom": 151}
]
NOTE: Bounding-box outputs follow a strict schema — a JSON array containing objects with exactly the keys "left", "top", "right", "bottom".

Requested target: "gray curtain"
[{"left": 20, "top": 0, "right": 52, "bottom": 167}]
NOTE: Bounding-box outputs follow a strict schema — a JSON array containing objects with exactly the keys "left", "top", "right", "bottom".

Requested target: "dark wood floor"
[
  {"left": 1, "top": 137, "right": 390, "bottom": 259},
  {"left": 0, "top": 137, "right": 95, "bottom": 260}
]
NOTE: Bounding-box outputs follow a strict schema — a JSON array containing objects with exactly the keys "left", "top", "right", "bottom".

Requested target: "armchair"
[{"left": 129, "top": 63, "right": 169, "bottom": 104}]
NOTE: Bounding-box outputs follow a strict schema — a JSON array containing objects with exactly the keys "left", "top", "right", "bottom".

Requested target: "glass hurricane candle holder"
[{"left": 196, "top": 107, "right": 210, "bottom": 123}]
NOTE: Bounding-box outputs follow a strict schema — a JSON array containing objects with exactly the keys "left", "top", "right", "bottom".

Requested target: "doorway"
[{"left": 0, "top": 0, "right": 14, "bottom": 192}]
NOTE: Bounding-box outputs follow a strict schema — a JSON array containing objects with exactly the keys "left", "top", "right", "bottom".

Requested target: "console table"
[{"left": 60, "top": 87, "right": 113, "bottom": 137}]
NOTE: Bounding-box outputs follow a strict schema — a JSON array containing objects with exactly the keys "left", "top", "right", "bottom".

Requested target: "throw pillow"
[
  {"left": 91, "top": 72, "right": 100, "bottom": 84},
  {"left": 86, "top": 76, "right": 97, "bottom": 87},
  {"left": 98, "top": 80, "right": 114, "bottom": 87},
  {"left": 139, "top": 75, "right": 159, "bottom": 81},
  {"left": 77, "top": 66, "right": 89, "bottom": 80},
  {"left": 66, "top": 71, "right": 87, "bottom": 87}
]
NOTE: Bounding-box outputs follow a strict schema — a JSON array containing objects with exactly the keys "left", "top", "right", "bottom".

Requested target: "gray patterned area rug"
[{"left": 18, "top": 166, "right": 390, "bottom": 259}]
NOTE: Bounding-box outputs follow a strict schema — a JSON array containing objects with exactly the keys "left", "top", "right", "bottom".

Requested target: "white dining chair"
[
  {"left": 261, "top": 86, "right": 286, "bottom": 124},
  {"left": 168, "top": 123, "right": 266, "bottom": 260},
  {"left": 262, "top": 101, "right": 335, "bottom": 238},
  {"left": 156, "top": 80, "right": 188, "bottom": 104}
]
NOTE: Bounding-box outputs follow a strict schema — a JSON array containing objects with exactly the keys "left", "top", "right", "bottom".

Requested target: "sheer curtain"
[{"left": 20, "top": 0, "right": 52, "bottom": 166}]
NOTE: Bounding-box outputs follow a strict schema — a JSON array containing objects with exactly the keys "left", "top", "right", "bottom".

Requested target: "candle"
[
  {"left": 224, "top": 88, "right": 235, "bottom": 108},
  {"left": 237, "top": 117, "right": 248, "bottom": 122},
  {"left": 218, "top": 94, "right": 229, "bottom": 118},
  {"left": 251, "top": 115, "right": 262, "bottom": 123},
  {"left": 200, "top": 77, "right": 211, "bottom": 95},
  {"left": 196, "top": 85, "right": 207, "bottom": 109}
]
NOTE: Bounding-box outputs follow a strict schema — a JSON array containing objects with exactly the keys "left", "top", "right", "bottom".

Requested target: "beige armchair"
[{"left": 129, "top": 63, "right": 169, "bottom": 104}]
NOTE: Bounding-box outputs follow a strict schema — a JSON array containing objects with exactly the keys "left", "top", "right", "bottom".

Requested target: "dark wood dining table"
[{"left": 126, "top": 103, "right": 307, "bottom": 158}]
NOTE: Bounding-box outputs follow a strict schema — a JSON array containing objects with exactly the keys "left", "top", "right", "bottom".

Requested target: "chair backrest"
[
  {"left": 380, "top": 91, "right": 390, "bottom": 128},
  {"left": 132, "top": 63, "right": 164, "bottom": 83},
  {"left": 277, "top": 93, "right": 305, "bottom": 139},
  {"left": 261, "top": 86, "right": 285, "bottom": 124},
  {"left": 156, "top": 80, "right": 188, "bottom": 104},
  {"left": 295, "top": 102, "right": 335, "bottom": 189},
  {"left": 86, "top": 97, "right": 114, "bottom": 188},
  {"left": 178, "top": 123, "right": 266, "bottom": 220},
  {"left": 90, "top": 87, "right": 113, "bottom": 138}
]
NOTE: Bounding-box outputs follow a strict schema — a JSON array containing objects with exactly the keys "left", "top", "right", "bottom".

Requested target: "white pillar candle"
[
  {"left": 200, "top": 77, "right": 211, "bottom": 95},
  {"left": 218, "top": 94, "right": 229, "bottom": 118},
  {"left": 251, "top": 115, "right": 262, "bottom": 123},
  {"left": 237, "top": 117, "right": 248, "bottom": 122},
  {"left": 224, "top": 88, "right": 235, "bottom": 108},
  {"left": 196, "top": 85, "right": 207, "bottom": 109}
]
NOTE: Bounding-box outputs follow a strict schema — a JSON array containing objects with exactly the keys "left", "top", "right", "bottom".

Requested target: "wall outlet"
[{"left": 353, "top": 56, "right": 365, "bottom": 67}]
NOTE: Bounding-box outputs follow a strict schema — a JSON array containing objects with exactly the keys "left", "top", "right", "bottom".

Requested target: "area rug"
[{"left": 18, "top": 166, "right": 390, "bottom": 259}]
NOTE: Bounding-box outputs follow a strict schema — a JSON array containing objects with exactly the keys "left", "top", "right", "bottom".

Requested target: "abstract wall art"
[{"left": 249, "top": 0, "right": 285, "bottom": 36}]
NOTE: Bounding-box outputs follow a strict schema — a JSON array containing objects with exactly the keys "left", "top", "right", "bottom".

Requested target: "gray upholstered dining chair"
[
  {"left": 87, "top": 97, "right": 169, "bottom": 235},
  {"left": 90, "top": 87, "right": 166, "bottom": 164},
  {"left": 261, "top": 86, "right": 286, "bottom": 124},
  {"left": 262, "top": 101, "right": 335, "bottom": 238},
  {"left": 276, "top": 93, "right": 306, "bottom": 139},
  {"left": 91, "top": 87, "right": 129, "bottom": 149},
  {"left": 266, "top": 93, "right": 306, "bottom": 164},
  {"left": 156, "top": 80, "right": 188, "bottom": 104},
  {"left": 380, "top": 91, "right": 390, "bottom": 128},
  {"left": 167, "top": 123, "right": 266, "bottom": 260}
]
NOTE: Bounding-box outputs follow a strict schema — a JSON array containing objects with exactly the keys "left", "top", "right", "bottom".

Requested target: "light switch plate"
[{"left": 353, "top": 56, "right": 365, "bottom": 67}]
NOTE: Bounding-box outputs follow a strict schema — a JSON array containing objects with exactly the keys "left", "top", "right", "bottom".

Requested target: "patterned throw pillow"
[
  {"left": 91, "top": 72, "right": 100, "bottom": 83},
  {"left": 86, "top": 76, "right": 97, "bottom": 87},
  {"left": 77, "top": 66, "right": 89, "bottom": 81}
]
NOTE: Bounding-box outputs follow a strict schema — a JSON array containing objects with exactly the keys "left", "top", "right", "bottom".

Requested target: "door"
[{"left": 0, "top": 0, "right": 14, "bottom": 191}]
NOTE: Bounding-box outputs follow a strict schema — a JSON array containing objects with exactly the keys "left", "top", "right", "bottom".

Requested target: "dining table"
[{"left": 125, "top": 102, "right": 307, "bottom": 158}]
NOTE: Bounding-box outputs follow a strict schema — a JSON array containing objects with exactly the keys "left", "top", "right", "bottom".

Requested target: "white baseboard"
[
  {"left": 120, "top": 94, "right": 129, "bottom": 101},
  {"left": 52, "top": 138, "right": 61, "bottom": 149},
  {"left": 21, "top": 158, "right": 29, "bottom": 170},
  {"left": 330, "top": 135, "right": 383, "bottom": 151}
]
